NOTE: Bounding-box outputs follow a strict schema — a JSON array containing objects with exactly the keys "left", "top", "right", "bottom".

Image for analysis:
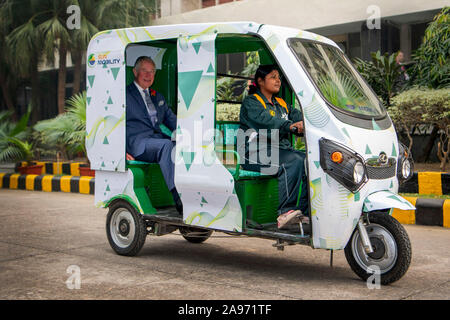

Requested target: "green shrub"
[
  {"left": 216, "top": 103, "right": 240, "bottom": 122},
  {"left": 409, "top": 7, "right": 450, "bottom": 89},
  {"left": 354, "top": 51, "right": 402, "bottom": 106},
  {"left": 389, "top": 87, "right": 450, "bottom": 171}
]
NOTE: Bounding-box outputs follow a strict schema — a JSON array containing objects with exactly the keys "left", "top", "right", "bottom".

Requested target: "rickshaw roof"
[{"left": 88, "top": 21, "right": 336, "bottom": 51}]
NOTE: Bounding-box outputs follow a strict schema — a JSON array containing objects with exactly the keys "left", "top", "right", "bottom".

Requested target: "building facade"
[{"left": 154, "top": 0, "right": 447, "bottom": 60}]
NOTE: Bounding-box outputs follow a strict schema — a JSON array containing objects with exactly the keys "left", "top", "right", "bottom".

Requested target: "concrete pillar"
[
  {"left": 400, "top": 24, "right": 412, "bottom": 61},
  {"left": 182, "top": 0, "right": 202, "bottom": 13},
  {"left": 360, "top": 22, "right": 381, "bottom": 60},
  {"left": 160, "top": 0, "right": 171, "bottom": 17}
]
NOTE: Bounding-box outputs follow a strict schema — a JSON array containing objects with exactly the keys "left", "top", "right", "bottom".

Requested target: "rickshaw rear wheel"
[
  {"left": 344, "top": 211, "right": 411, "bottom": 285},
  {"left": 106, "top": 200, "right": 147, "bottom": 256},
  {"left": 179, "top": 226, "right": 213, "bottom": 243}
]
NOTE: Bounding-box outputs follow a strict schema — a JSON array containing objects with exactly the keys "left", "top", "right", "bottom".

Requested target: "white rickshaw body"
[{"left": 85, "top": 22, "right": 415, "bottom": 255}]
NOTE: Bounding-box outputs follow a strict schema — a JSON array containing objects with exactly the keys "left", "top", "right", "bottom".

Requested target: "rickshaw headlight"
[
  {"left": 397, "top": 142, "right": 414, "bottom": 183},
  {"left": 401, "top": 159, "right": 411, "bottom": 178},
  {"left": 319, "top": 138, "right": 367, "bottom": 193},
  {"left": 353, "top": 161, "right": 365, "bottom": 184}
]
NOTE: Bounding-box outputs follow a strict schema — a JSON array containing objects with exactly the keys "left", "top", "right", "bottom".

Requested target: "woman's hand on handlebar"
[
  {"left": 289, "top": 121, "right": 304, "bottom": 134},
  {"left": 126, "top": 153, "right": 135, "bottom": 161}
]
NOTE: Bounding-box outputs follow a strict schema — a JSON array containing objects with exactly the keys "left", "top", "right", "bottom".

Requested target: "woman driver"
[{"left": 238, "top": 64, "right": 309, "bottom": 229}]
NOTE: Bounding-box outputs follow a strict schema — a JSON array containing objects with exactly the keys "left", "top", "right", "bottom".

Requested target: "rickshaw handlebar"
[{"left": 290, "top": 127, "right": 304, "bottom": 137}]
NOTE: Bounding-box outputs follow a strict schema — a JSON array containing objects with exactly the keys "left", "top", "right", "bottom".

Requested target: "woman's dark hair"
[{"left": 248, "top": 64, "right": 279, "bottom": 94}]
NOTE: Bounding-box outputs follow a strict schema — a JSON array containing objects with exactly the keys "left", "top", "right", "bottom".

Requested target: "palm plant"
[
  {"left": 98, "top": 0, "right": 155, "bottom": 29},
  {"left": 317, "top": 72, "right": 365, "bottom": 110},
  {"left": 2, "top": 0, "right": 43, "bottom": 122},
  {"left": 0, "top": 106, "right": 33, "bottom": 162},
  {"left": 34, "top": 0, "right": 72, "bottom": 114},
  {"left": 70, "top": 1, "right": 100, "bottom": 95},
  {"left": 34, "top": 91, "right": 87, "bottom": 159}
]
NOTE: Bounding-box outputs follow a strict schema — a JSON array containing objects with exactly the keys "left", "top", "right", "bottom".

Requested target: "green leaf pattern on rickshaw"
[
  {"left": 303, "top": 94, "right": 330, "bottom": 128},
  {"left": 185, "top": 196, "right": 242, "bottom": 230},
  {"left": 86, "top": 113, "right": 125, "bottom": 150},
  {"left": 310, "top": 178, "right": 323, "bottom": 217}
]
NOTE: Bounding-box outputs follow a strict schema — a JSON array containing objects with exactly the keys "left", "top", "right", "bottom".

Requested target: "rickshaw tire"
[
  {"left": 179, "top": 226, "right": 213, "bottom": 244},
  {"left": 344, "top": 211, "right": 412, "bottom": 285},
  {"left": 106, "top": 200, "right": 147, "bottom": 256}
]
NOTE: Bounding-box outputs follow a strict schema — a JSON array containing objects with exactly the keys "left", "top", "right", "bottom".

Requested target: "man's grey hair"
[{"left": 134, "top": 56, "right": 156, "bottom": 72}]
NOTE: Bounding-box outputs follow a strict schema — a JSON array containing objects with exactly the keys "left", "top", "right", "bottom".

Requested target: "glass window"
[{"left": 288, "top": 38, "right": 385, "bottom": 118}]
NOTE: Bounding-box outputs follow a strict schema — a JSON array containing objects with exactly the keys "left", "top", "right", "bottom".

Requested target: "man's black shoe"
[{"left": 175, "top": 198, "right": 183, "bottom": 216}]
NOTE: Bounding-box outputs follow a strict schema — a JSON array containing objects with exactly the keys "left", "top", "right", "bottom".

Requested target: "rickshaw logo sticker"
[
  {"left": 88, "top": 54, "right": 96, "bottom": 67},
  {"left": 378, "top": 152, "right": 388, "bottom": 165},
  {"left": 88, "top": 52, "right": 120, "bottom": 68}
]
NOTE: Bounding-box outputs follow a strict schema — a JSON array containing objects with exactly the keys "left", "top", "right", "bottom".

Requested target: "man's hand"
[
  {"left": 126, "top": 153, "right": 135, "bottom": 161},
  {"left": 289, "top": 121, "right": 304, "bottom": 133}
]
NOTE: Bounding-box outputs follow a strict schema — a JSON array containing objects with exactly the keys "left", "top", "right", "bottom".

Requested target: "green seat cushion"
[
  {"left": 127, "top": 160, "right": 150, "bottom": 165},
  {"left": 227, "top": 167, "right": 275, "bottom": 180}
]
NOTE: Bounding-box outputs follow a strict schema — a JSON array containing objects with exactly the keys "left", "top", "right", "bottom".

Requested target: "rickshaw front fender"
[{"left": 362, "top": 190, "right": 416, "bottom": 213}]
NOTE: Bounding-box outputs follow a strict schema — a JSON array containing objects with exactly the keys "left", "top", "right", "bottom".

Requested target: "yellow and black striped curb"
[
  {"left": 392, "top": 197, "right": 450, "bottom": 228},
  {"left": 0, "top": 173, "right": 94, "bottom": 194},
  {"left": 15, "top": 162, "right": 86, "bottom": 176},
  {"left": 399, "top": 172, "right": 450, "bottom": 195},
  {"left": 1, "top": 173, "right": 448, "bottom": 228}
]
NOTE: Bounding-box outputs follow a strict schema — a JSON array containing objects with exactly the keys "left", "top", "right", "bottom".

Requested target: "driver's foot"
[
  {"left": 277, "top": 210, "right": 301, "bottom": 229},
  {"left": 277, "top": 210, "right": 309, "bottom": 229}
]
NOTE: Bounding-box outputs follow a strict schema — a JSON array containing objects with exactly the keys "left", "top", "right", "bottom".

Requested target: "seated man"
[{"left": 126, "top": 56, "right": 182, "bottom": 214}]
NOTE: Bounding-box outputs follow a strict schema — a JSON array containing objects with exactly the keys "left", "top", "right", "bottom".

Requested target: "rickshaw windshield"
[{"left": 288, "top": 38, "right": 385, "bottom": 118}]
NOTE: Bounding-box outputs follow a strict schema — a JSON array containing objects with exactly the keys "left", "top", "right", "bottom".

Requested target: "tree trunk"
[
  {"left": 72, "top": 50, "right": 82, "bottom": 95},
  {"left": 30, "top": 59, "right": 41, "bottom": 124},
  {"left": 0, "top": 67, "right": 17, "bottom": 121},
  {"left": 418, "top": 125, "right": 438, "bottom": 162},
  {"left": 57, "top": 44, "right": 68, "bottom": 114},
  {"left": 437, "top": 129, "right": 449, "bottom": 172}
]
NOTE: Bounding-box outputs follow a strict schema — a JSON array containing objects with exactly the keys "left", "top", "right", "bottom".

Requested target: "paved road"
[{"left": 0, "top": 189, "right": 449, "bottom": 300}]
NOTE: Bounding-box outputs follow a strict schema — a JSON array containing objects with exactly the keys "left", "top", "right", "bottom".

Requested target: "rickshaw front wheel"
[
  {"left": 344, "top": 211, "right": 411, "bottom": 285},
  {"left": 106, "top": 200, "right": 147, "bottom": 256},
  {"left": 179, "top": 226, "right": 213, "bottom": 244}
]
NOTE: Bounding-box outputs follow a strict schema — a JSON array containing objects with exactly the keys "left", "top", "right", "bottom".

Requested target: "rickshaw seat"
[{"left": 126, "top": 160, "right": 174, "bottom": 208}]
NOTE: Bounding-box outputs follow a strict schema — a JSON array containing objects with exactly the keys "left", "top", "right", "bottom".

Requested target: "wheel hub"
[
  {"left": 351, "top": 223, "right": 398, "bottom": 274},
  {"left": 119, "top": 219, "right": 130, "bottom": 236},
  {"left": 367, "top": 237, "right": 385, "bottom": 260},
  {"left": 110, "top": 208, "right": 136, "bottom": 248}
]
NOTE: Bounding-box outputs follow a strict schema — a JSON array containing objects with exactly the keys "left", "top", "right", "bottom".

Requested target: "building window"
[
  {"left": 202, "top": 0, "right": 216, "bottom": 8},
  {"left": 202, "top": 0, "right": 238, "bottom": 8}
]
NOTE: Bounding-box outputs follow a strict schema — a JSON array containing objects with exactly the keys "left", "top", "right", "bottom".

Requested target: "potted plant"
[{"left": 0, "top": 106, "right": 43, "bottom": 174}]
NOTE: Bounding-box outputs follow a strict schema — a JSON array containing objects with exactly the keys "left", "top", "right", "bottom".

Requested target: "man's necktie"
[{"left": 144, "top": 89, "right": 158, "bottom": 127}]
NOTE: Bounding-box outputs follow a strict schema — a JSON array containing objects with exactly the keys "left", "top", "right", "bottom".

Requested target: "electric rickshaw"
[{"left": 86, "top": 22, "right": 415, "bottom": 284}]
